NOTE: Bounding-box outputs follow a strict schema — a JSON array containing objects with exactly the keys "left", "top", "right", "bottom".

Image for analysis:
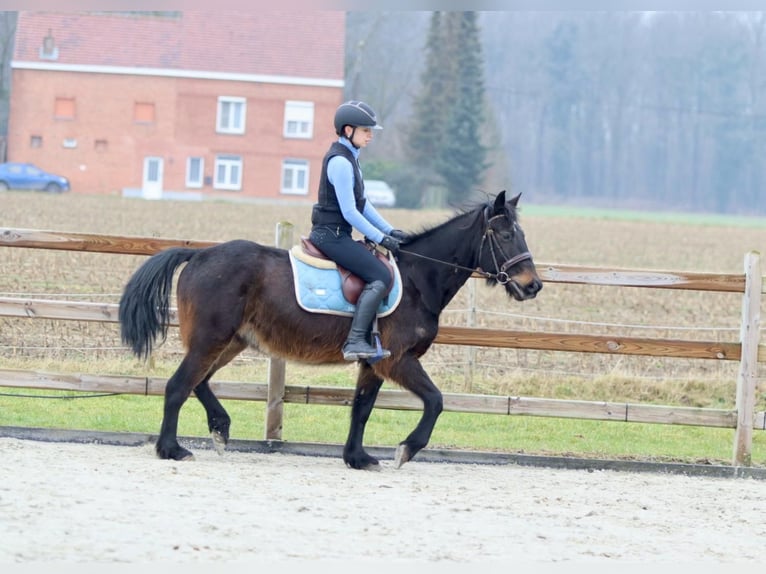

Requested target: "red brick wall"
[{"left": 7, "top": 68, "right": 342, "bottom": 201}]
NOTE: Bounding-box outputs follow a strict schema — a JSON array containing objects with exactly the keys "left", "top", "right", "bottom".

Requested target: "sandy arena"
[{"left": 0, "top": 436, "right": 764, "bottom": 565}]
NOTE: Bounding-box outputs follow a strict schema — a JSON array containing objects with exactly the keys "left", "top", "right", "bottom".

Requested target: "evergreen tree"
[
  {"left": 435, "top": 12, "right": 488, "bottom": 205},
  {"left": 407, "top": 12, "right": 450, "bottom": 185},
  {"left": 406, "top": 11, "right": 488, "bottom": 207}
]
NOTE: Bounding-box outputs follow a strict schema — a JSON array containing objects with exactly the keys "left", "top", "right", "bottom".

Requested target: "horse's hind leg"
[
  {"left": 343, "top": 362, "right": 384, "bottom": 470},
  {"left": 193, "top": 337, "right": 248, "bottom": 454},
  {"left": 156, "top": 353, "right": 210, "bottom": 460},
  {"left": 194, "top": 382, "right": 229, "bottom": 454},
  {"left": 156, "top": 336, "right": 247, "bottom": 461}
]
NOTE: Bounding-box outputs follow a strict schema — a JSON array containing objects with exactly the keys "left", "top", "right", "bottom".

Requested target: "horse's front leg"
[
  {"left": 343, "top": 362, "right": 384, "bottom": 470},
  {"left": 390, "top": 355, "right": 443, "bottom": 469}
]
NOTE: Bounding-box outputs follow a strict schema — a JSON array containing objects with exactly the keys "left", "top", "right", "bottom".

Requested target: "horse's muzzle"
[{"left": 507, "top": 271, "right": 543, "bottom": 301}]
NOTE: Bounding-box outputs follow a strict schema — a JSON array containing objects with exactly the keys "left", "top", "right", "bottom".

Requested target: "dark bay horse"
[{"left": 118, "top": 190, "right": 542, "bottom": 469}]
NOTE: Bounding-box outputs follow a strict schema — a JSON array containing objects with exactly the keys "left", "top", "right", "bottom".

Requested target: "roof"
[{"left": 13, "top": 11, "right": 345, "bottom": 82}]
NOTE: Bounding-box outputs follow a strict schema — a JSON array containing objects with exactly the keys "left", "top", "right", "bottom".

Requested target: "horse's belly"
[{"left": 237, "top": 322, "right": 344, "bottom": 364}]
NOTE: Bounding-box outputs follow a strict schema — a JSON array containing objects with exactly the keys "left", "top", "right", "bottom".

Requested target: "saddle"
[{"left": 294, "top": 237, "right": 395, "bottom": 305}]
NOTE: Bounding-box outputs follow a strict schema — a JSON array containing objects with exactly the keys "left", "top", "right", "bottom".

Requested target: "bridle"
[
  {"left": 396, "top": 206, "right": 532, "bottom": 285},
  {"left": 477, "top": 211, "right": 533, "bottom": 284}
]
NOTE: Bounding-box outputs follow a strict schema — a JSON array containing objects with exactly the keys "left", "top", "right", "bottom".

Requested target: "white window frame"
[
  {"left": 186, "top": 157, "right": 204, "bottom": 188},
  {"left": 281, "top": 158, "right": 310, "bottom": 195},
  {"left": 216, "top": 96, "right": 246, "bottom": 134},
  {"left": 283, "top": 100, "right": 314, "bottom": 139},
  {"left": 214, "top": 155, "right": 242, "bottom": 191}
]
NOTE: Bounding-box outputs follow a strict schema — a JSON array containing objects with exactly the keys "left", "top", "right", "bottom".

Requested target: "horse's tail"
[{"left": 118, "top": 247, "right": 197, "bottom": 360}]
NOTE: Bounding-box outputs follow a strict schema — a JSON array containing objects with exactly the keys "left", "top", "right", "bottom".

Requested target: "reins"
[
  {"left": 397, "top": 247, "right": 491, "bottom": 278},
  {"left": 395, "top": 207, "right": 532, "bottom": 285}
]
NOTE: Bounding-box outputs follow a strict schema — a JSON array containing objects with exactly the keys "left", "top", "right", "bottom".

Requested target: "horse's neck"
[{"left": 407, "top": 210, "right": 483, "bottom": 313}]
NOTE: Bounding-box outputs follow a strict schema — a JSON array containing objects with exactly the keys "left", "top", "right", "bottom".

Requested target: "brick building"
[{"left": 8, "top": 11, "right": 345, "bottom": 201}]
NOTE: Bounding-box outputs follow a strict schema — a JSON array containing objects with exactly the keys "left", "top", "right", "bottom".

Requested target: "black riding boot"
[{"left": 342, "top": 280, "right": 391, "bottom": 361}]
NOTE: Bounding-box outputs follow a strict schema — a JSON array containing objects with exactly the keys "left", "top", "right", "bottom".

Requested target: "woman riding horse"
[{"left": 309, "top": 100, "right": 407, "bottom": 362}]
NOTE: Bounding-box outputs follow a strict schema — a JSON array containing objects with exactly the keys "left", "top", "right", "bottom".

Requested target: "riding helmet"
[{"left": 334, "top": 100, "right": 383, "bottom": 135}]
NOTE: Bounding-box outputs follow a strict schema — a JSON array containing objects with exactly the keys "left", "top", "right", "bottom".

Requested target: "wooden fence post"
[
  {"left": 464, "top": 278, "right": 476, "bottom": 392},
  {"left": 265, "top": 221, "right": 293, "bottom": 440},
  {"left": 732, "top": 250, "right": 762, "bottom": 466}
]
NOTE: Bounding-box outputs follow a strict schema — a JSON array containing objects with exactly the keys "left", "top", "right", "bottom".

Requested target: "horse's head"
[{"left": 478, "top": 190, "right": 542, "bottom": 301}]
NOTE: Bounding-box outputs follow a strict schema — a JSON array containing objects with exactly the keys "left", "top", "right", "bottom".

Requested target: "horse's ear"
[
  {"left": 494, "top": 190, "right": 521, "bottom": 213},
  {"left": 493, "top": 190, "right": 507, "bottom": 213}
]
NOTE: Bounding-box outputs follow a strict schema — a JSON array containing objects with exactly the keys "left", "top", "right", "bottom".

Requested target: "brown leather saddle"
[{"left": 299, "top": 237, "right": 395, "bottom": 305}]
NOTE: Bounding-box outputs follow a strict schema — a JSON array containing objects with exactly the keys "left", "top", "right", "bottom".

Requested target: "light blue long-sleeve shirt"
[{"left": 326, "top": 137, "right": 394, "bottom": 244}]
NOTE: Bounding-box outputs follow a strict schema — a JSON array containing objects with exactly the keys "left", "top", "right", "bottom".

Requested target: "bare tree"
[{"left": 344, "top": 12, "right": 429, "bottom": 160}]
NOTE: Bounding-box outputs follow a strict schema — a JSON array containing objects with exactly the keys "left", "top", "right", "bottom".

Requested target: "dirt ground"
[{"left": 0, "top": 437, "right": 764, "bottom": 565}]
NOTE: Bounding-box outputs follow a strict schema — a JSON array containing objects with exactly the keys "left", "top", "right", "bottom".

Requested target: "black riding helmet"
[{"left": 334, "top": 100, "right": 383, "bottom": 136}]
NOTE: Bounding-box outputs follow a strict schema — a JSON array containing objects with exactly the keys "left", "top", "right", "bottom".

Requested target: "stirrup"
[
  {"left": 342, "top": 333, "right": 391, "bottom": 362},
  {"left": 365, "top": 333, "right": 390, "bottom": 364}
]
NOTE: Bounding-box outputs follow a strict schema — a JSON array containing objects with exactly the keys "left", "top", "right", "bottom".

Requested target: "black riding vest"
[{"left": 311, "top": 142, "right": 367, "bottom": 231}]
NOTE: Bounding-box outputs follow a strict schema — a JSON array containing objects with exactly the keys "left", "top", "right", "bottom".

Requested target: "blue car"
[{"left": 0, "top": 162, "right": 70, "bottom": 193}]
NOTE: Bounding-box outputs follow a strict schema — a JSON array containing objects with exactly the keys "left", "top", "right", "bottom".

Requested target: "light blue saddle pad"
[{"left": 288, "top": 246, "right": 402, "bottom": 317}]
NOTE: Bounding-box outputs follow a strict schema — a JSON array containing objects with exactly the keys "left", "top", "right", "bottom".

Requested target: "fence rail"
[
  {"left": 1, "top": 297, "right": 758, "bottom": 361},
  {"left": 0, "top": 227, "right": 763, "bottom": 466},
  {"left": 0, "top": 368, "right": 750, "bottom": 429}
]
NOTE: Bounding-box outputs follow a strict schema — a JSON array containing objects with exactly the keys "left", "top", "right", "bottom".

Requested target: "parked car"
[
  {"left": 364, "top": 179, "right": 396, "bottom": 208},
  {"left": 0, "top": 162, "right": 70, "bottom": 193}
]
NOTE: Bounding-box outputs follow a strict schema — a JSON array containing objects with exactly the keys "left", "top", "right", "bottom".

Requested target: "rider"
[{"left": 309, "top": 100, "right": 407, "bottom": 361}]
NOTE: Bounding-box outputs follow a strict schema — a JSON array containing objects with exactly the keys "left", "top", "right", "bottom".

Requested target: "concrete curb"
[{"left": 2, "top": 425, "right": 765, "bottom": 480}]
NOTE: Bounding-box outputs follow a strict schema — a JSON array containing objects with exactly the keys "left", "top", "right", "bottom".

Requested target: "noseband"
[
  {"left": 396, "top": 206, "right": 532, "bottom": 285},
  {"left": 477, "top": 211, "right": 532, "bottom": 285}
]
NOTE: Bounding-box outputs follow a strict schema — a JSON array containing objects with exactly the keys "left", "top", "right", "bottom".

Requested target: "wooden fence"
[{"left": 0, "top": 226, "right": 763, "bottom": 466}]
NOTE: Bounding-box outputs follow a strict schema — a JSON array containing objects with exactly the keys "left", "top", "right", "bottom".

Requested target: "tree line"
[{"left": 347, "top": 12, "right": 766, "bottom": 215}]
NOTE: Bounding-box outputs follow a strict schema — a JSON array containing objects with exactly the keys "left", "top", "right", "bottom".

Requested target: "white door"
[{"left": 142, "top": 156, "right": 164, "bottom": 200}]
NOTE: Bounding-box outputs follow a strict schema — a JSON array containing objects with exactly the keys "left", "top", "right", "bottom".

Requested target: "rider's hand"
[
  {"left": 379, "top": 234, "right": 401, "bottom": 256},
  {"left": 389, "top": 229, "right": 408, "bottom": 242}
]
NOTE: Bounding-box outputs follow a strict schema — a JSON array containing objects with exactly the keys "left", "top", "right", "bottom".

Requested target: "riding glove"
[
  {"left": 389, "top": 229, "right": 408, "bottom": 242},
  {"left": 379, "top": 234, "right": 401, "bottom": 256}
]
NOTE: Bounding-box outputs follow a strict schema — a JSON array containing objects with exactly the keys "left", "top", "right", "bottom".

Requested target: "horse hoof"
[
  {"left": 163, "top": 452, "right": 195, "bottom": 461},
  {"left": 157, "top": 445, "right": 195, "bottom": 461},
  {"left": 211, "top": 431, "right": 226, "bottom": 455},
  {"left": 394, "top": 444, "right": 411, "bottom": 469},
  {"left": 344, "top": 453, "right": 380, "bottom": 470}
]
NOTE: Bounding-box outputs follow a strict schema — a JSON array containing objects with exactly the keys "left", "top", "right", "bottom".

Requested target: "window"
[
  {"left": 30, "top": 135, "right": 42, "bottom": 148},
  {"left": 134, "top": 102, "right": 155, "bottom": 123},
  {"left": 94, "top": 139, "right": 108, "bottom": 152},
  {"left": 216, "top": 96, "right": 246, "bottom": 134},
  {"left": 283, "top": 101, "right": 314, "bottom": 139},
  {"left": 54, "top": 97, "right": 75, "bottom": 119},
  {"left": 281, "top": 159, "right": 309, "bottom": 195},
  {"left": 214, "top": 155, "right": 242, "bottom": 190},
  {"left": 186, "top": 157, "right": 204, "bottom": 188}
]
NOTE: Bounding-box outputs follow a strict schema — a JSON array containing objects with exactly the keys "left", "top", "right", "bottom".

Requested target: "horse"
[{"left": 118, "top": 190, "right": 543, "bottom": 470}]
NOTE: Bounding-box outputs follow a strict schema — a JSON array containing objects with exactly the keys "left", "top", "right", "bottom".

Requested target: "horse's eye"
[{"left": 500, "top": 229, "right": 514, "bottom": 241}]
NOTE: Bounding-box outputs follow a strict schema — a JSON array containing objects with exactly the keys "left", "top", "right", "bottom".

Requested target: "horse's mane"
[{"left": 408, "top": 192, "right": 518, "bottom": 242}]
